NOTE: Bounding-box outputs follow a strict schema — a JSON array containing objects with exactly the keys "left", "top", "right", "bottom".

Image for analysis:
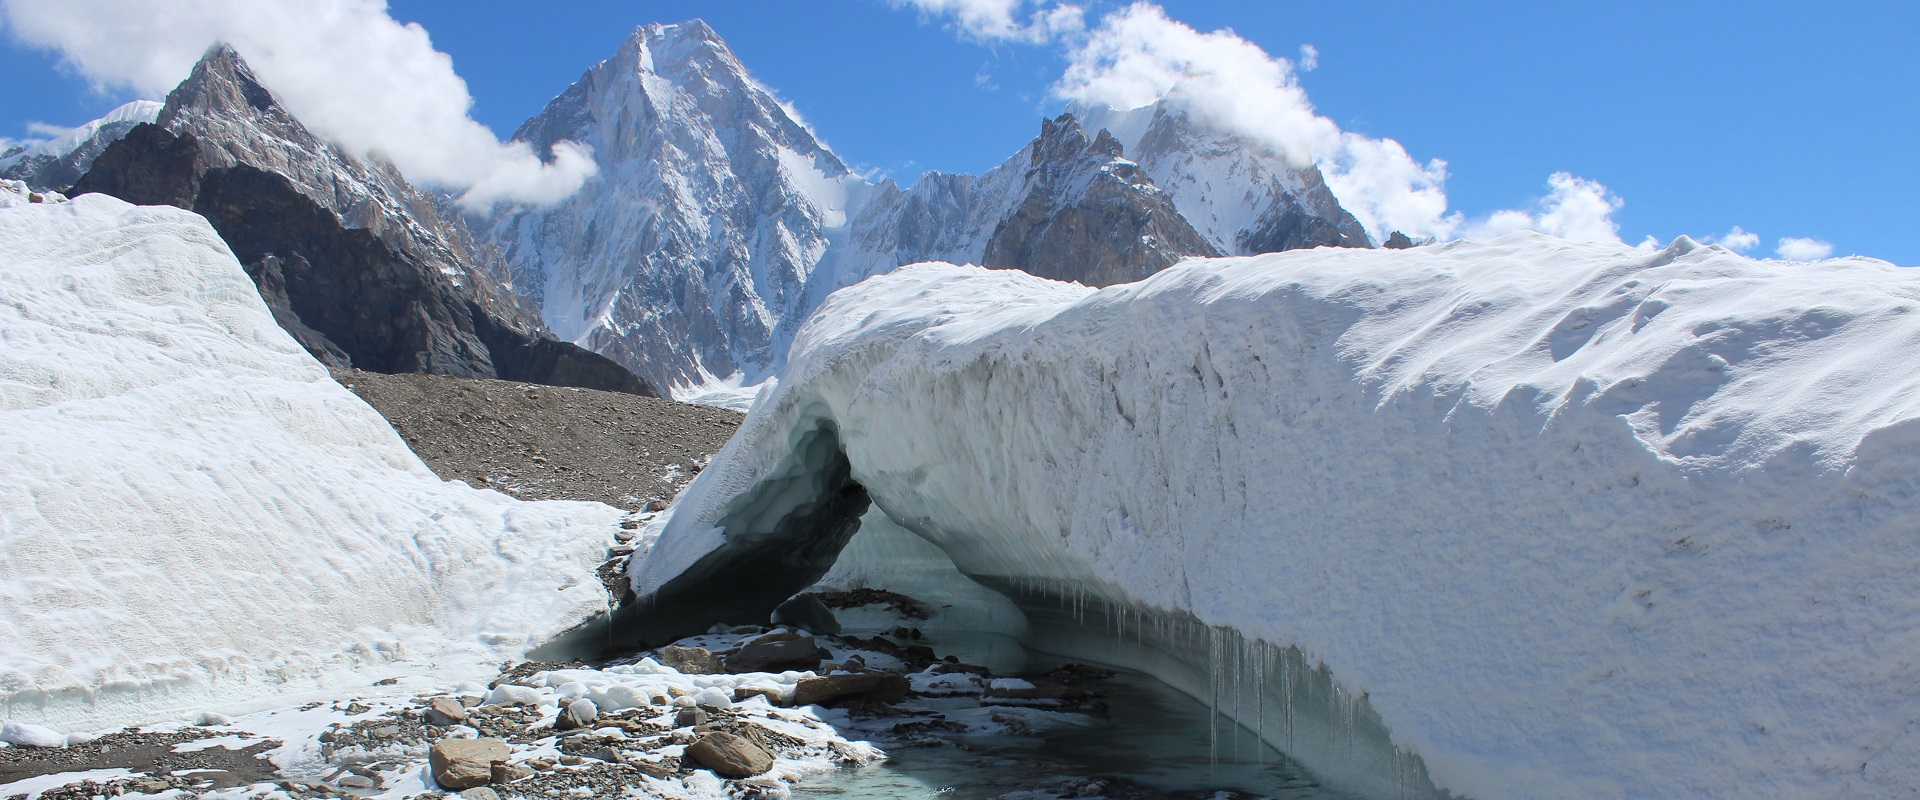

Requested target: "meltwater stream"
[{"left": 793, "top": 634, "right": 1353, "bottom": 800}]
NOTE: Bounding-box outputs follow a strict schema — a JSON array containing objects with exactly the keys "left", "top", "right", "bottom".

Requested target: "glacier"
[
  {"left": 630, "top": 235, "right": 1920, "bottom": 798},
  {"left": 0, "top": 184, "right": 621, "bottom": 732}
]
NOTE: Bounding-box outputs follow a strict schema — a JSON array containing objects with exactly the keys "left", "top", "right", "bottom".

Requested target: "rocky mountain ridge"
[
  {"left": 484, "top": 20, "right": 1370, "bottom": 397},
  {"left": 70, "top": 46, "right": 654, "bottom": 395}
]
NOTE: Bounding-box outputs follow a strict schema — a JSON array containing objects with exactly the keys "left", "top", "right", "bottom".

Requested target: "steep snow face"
[
  {"left": 0, "top": 189, "right": 621, "bottom": 732},
  {"left": 633, "top": 238, "right": 1920, "bottom": 798},
  {"left": 0, "top": 101, "right": 162, "bottom": 192},
  {"left": 486, "top": 21, "right": 870, "bottom": 394},
  {"left": 1074, "top": 101, "right": 1370, "bottom": 253}
]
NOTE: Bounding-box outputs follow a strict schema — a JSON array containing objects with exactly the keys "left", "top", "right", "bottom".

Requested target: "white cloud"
[
  {"left": 1054, "top": 4, "right": 1460, "bottom": 241},
  {"left": 895, "top": 0, "right": 1646, "bottom": 248},
  {"left": 0, "top": 0, "right": 594, "bottom": 209},
  {"left": 1460, "top": 172, "right": 1625, "bottom": 244},
  {"left": 1776, "top": 236, "right": 1833, "bottom": 260},
  {"left": 891, "top": 0, "right": 1084, "bottom": 43},
  {"left": 1712, "top": 225, "right": 1759, "bottom": 253},
  {"left": 24, "top": 121, "right": 73, "bottom": 138}
]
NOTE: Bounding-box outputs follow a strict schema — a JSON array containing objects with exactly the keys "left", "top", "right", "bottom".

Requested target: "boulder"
[
  {"left": 724, "top": 633, "right": 825, "bottom": 673},
  {"left": 427, "top": 696, "right": 469, "bottom": 726},
  {"left": 686, "top": 731, "right": 774, "bottom": 778},
  {"left": 657, "top": 645, "right": 722, "bottom": 675},
  {"left": 771, "top": 593, "right": 841, "bottom": 634},
  {"left": 429, "top": 738, "right": 510, "bottom": 790},
  {"left": 460, "top": 789, "right": 501, "bottom": 800},
  {"left": 793, "top": 672, "right": 911, "bottom": 707}
]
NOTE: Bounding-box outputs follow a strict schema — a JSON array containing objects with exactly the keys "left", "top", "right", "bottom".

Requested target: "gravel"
[{"left": 333, "top": 369, "right": 743, "bottom": 512}]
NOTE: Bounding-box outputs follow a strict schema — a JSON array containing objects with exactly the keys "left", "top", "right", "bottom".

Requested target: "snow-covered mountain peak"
[
  {"left": 1071, "top": 99, "right": 1369, "bottom": 254},
  {"left": 0, "top": 100, "right": 161, "bottom": 191},
  {"left": 488, "top": 20, "right": 871, "bottom": 394}
]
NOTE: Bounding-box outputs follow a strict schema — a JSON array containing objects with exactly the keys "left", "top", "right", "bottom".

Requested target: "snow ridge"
[
  {"left": 0, "top": 100, "right": 162, "bottom": 191},
  {"left": 636, "top": 235, "right": 1920, "bottom": 798}
]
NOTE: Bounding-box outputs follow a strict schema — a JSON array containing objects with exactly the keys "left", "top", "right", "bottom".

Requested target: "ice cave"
[{"left": 624, "top": 243, "right": 1920, "bottom": 799}]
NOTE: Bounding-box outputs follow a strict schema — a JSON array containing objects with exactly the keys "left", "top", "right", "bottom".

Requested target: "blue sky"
[{"left": 2, "top": 1, "right": 1914, "bottom": 263}]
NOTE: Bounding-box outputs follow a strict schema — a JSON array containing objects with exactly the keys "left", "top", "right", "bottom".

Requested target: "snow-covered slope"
[
  {"left": 632, "top": 236, "right": 1920, "bottom": 798},
  {"left": 0, "top": 186, "right": 621, "bottom": 732},
  {"left": 485, "top": 21, "right": 871, "bottom": 394},
  {"left": 0, "top": 101, "right": 162, "bottom": 192},
  {"left": 485, "top": 22, "right": 1370, "bottom": 401},
  {"left": 1074, "top": 101, "right": 1370, "bottom": 252}
]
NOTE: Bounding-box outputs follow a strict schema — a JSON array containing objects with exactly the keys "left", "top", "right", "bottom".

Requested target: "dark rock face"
[
  {"left": 983, "top": 114, "right": 1220, "bottom": 287},
  {"left": 1238, "top": 173, "right": 1371, "bottom": 253},
  {"left": 68, "top": 47, "right": 654, "bottom": 396}
]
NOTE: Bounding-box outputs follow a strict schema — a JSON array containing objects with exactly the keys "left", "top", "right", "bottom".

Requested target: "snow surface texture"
[
  {"left": 635, "top": 235, "right": 1920, "bottom": 799},
  {"left": 0, "top": 189, "right": 622, "bottom": 732}
]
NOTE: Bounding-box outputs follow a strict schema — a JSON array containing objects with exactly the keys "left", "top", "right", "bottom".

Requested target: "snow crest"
[
  {"left": 0, "top": 194, "right": 620, "bottom": 732},
  {"left": 636, "top": 234, "right": 1920, "bottom": 798}
]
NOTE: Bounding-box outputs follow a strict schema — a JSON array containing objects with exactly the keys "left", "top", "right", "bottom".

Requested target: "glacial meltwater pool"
[{"left": 793, "top": 654, "right": 1351, "bottom": 800}]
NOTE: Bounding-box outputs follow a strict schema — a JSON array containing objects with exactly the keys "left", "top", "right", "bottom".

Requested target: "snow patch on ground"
[
  {"left": 0, "top": 193, "right": 621, "bottom": 732},
  {"left": 637, "top": 235, "right": 1920, "bottom": 798}
]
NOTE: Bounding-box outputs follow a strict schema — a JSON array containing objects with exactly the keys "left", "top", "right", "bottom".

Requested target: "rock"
[
  {"left": 733, "top": 686, "right": 786, "bottom": 706},
  {"left": 372, "top": 724, "right": 401, "bottom": 738},
  {"left": 427, "top": 696, "right": 470, "bottom": 726},
  {"left": 771, "top": 593, "right": 841, "bottom": 634},
  {"left": 686, "top": 731, "right": 774, "bottom": 778},
  {"left": 930, "top": 661, "right": 989, "bottom": 676},
  {"left": 645, "top": 498, "right": 669, "bottom": 512},
  {"left": 429, "top": 737, "right": 510, "bottom": 790},
  {"left": 673, "top": 708, "right": 707, "bottom": 729},
  {"left": 555, "top": 698, "right": 598, "bottom": 730},
  {"left": 491, "top": 762, "right": 532, "bottom": 783},
  {"left": 0, "top": 722, "right": 68, "bottom": 748},
  {"left": 461, "top": 788, "right": 501, "bottom": 800},
  {"left": 657, "top": 645, "right": 722, "bottom": 675},
  {"left": 338, "top": 775, "right": 375, "bottom": 789},
  {"left": 793, "top": 672, "right": 911, "bottom": 707},
  {"left": 724, "top": 633, "right": 825, "bottom": 673}
]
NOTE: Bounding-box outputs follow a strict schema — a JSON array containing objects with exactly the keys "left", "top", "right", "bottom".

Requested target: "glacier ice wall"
[
  {"left": 0, "top": 189, "right": 621, "bottom": 731},
  {"left": 632, "top": 234, "right": 1920, "bottom": 798}
]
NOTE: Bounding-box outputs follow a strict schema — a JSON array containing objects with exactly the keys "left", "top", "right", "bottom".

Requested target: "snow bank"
[
  {"left": 0, "top": 190, "right": 622, "bottom": 732},
  {"left": 635, "top": 234, "right": 1920, "bottom": 798}
]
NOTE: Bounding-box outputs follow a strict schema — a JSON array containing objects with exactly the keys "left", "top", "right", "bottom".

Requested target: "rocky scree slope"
[
  {"left": 336, "top": 368, "right": 741, "bottom": 514},
  {"left": 68, "top": 45, "right": 652, "bottom": 395}
]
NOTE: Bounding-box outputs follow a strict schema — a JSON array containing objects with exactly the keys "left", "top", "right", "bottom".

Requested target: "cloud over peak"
[{"left": 1, "top": 0, "right": 594, "bottom": 209}]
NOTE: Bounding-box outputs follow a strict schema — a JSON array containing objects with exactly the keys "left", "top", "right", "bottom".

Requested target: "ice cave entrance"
[{"left": 618, "top": 417, "right": 1445, "bottom": 799}]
